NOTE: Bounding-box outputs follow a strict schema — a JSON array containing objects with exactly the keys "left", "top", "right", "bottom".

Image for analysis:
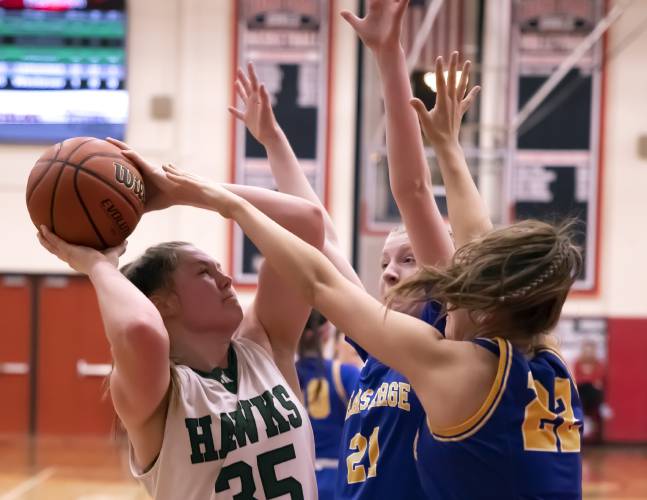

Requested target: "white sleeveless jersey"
[{"left": 130, "top": 337, "right": 317, "bottom": 500}]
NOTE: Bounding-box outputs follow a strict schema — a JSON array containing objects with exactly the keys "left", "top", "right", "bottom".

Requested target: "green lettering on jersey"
[
  {"left": 185, "top": 415, "right": 219, "bottom": 464},
  {"left": 228, "top": 400, "right": 260, "bottom": 447},
  {"left": 218, "top": 413, "right": 238, "bottom": 459},
  {"left": 250, "top": 391, "right": 290, "bottom": 437},
  {"left": 273, "top": 385, "right": 303, "bottom": 428}
]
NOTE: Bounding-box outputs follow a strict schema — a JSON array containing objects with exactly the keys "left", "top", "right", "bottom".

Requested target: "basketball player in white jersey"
[{"left": 36, "top": 154, "right": 326, "bottom": 498}]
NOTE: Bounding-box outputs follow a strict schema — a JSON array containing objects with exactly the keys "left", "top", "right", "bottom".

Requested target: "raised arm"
[
  {"left": 341, "top": 0, "right": 453, "bottom": 266},
  {"left": 105, "top": 137, "right": 325, "bottom": 357},
  {"left": 162, "top": 167, "right": 455, "bottom": 383},
  {"left": 410, "top": 53, "right": 490, "bottom": 248},
  {"left": 37, "top": 228, "right": 170, "bottom": 466},
  {"left": 229, "top": 63, "right": 362, "bottom": 288}
]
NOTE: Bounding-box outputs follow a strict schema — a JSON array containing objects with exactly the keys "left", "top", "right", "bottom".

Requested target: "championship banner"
[
  {"left": 508, "top": 0, "right": 604, "bottom": 292},
  {"left": 231, "top": 0, "right": 332, "bottom": 285}
]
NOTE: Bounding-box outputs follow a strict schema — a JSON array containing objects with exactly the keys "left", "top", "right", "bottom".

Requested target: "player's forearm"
[
  {"left": 229, "top": 197, "right": 336, "bottom": 306},
  {"left": 263, "top": 129, "right": 340, "bottom": 246},
  {"left": 262, "top": 130, "right": 320, "bottom": 208},
  {"left": 222, "top": 184, "right": 325, "bottom": 250},
  {"left": 87, "top": 261, "right": 167, "bottom": 348},
  {"left": 434, "top": 143, "right": 493, "bottom": 247},
  {"left": 262, "top": 130, "right": 362, "bottom": 286},
  {"left": 376, "top": 46, "right": 454, "bottom": 264},
  {"left": 376, "top": 46, "right": 432, "bottom": 197}
]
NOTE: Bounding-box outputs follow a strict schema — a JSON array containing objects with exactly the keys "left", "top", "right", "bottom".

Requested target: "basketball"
[{"left": 26, "top": 137, "right": 146, "bottom": 250}]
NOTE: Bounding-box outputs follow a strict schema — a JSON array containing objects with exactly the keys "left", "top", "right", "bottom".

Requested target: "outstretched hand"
[
  {"left": 340, "top": 0, "right": 408, "bottom": 54},
  {"left": 162, "top": 164, "right": 240, "bottom": 219},
  {"left": 106, "top": 138, "right": 191, "bottom": 212},
  {"left": 37, "top": 225, "right": 126, "bottom": 275},
  {"left": 228, "top": 62, "right": 280, "bottom": 146},
  {"left": 410, "top": 52, "right": 480, "bottom": 148}
]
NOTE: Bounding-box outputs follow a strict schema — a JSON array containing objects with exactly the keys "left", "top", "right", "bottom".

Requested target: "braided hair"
[
  {"left": 119, "top": 241, "right": 192, "bottom": 407},
  {"left": 388, "top": 220, "right": 582, "bottom": 342}
]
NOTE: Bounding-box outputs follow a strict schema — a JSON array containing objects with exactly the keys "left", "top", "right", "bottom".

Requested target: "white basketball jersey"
[{"left": 130, "top": 337, "right": 317, "bottom": 500}]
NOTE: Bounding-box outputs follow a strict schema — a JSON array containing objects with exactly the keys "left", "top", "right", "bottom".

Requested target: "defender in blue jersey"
[
  {"left": 339, "top": 299, "right": 445, "bottom": 499},
  {"left": 415, "top": 339, "right": 583, "bottom": 499},
  {"left": 296, "top": 311, "right": 361, "bottom": 500},
  {"left": 193, "top": 155, "right": 586, "bottom": 498}
]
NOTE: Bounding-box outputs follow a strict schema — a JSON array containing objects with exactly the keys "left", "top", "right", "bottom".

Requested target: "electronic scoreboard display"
[{"left": 0, "top": 0, "right": 127, "bottom": 143}]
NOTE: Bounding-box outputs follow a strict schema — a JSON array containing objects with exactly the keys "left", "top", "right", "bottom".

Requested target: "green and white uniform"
[{"left": 130, "top": 337, "right": 317, "bottom": 499}]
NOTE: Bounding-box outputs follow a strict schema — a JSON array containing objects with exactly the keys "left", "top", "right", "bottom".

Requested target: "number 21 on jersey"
[
  {"left": 346, "top": 427, "right": 380, "bottom": 484},
  {"left": 522, "top": 372, "right": 581, "bottom": 452}
]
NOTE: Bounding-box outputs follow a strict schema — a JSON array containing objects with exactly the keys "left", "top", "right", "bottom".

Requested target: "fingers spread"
[
  {"left": 37, "top": 232, "right": 56, "bottom": 255},
  {"left": 40, "top": 225, "right": 61, "bottom": 247},
  {"left": 121, "top": 151, "right": 152, "bottom": 174},
  {"left": 247, "top": 61, "right": 259, "bottom": 90},
  {"left": 105, "top": 240, "right": 128, "bottom": 258},
  {"left": 260, "top": 84, "right": 271, "bottom": 107},
  {"left": 461, "top": 85, "right": 481, "bottom": 115},
  {"left": 435, "top": 56, "right": 447, "bottom": 97},
  {"left": 340, "top": 10, "right": 362, "bottom": 31},
  {"left": 394, "top": 0, "right": 410, "bottom": 22},
  {"left": 447, "top": 51, "right": 458, "bottom": 99},
  {"left": 235, "top": 80, "right": 248, "bottom": 103},
  {"left": 106, "top": 137, "right": 130, "bottom": 150},
  {"left": 237, "top": 67, "right": 252, "bottom": 96},
  {"left": 228, "top": 106, "right": 245, "bottom": 120},
  {"left": 456, "top": 60, "right": 471, "bottom": 100},
  {"left": 410, "top": 98, "right": 428, "bottom": 116}
]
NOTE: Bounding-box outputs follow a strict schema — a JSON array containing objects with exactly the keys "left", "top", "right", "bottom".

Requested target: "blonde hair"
[
  {"left": 389, "top": 225, "right": 407, "bottom": 237},
  {"left": 388, "top": 220, "right": 582, "bottom": 343}
]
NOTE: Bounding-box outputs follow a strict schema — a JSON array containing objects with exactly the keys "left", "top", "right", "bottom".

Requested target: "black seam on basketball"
[
  {"left": 48, "top": 162, "right": 68, "bottom": 233},
  {"left": 74, "top": 168, "right": 108, "bottom": 249},
  {"left": 58, "top": 157, "right": 142, "bottom": 216},
  {"left": 27, "top": 142, "right": 63, "bottom": 203},
  {"left": 62, "top": 137, "right": 98, "bottom": 164},
  {"left": 42, "top": 153, "right": 134, "bottom": 166},
  {"left": 42, "top": 137, "right": 98, "bottom": 219},
  {"left": 77, "top": 152, "right": 129, "bottom": 163}
]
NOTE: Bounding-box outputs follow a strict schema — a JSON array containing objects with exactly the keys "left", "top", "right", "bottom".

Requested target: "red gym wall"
[
  {"left": 0, "top": 278, "right": 31, "bottom": 434},
  {"left": 1, "top": 272, "right": 647, "bottom": 441},
  {"left": 604, "top": 318, "right": 647, "bottom": 442},
  {"left": 0, "top": 275, "right": 114, "bottom": 437}
]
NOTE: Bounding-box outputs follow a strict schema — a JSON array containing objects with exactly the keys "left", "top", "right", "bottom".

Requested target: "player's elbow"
[
  {"left": 296, "top": 200, "right": 325, "bottom": 250},
  {"left": 393, "top": 177, "right": 432, "bottom": 202},
  {"left": 112, "top": 316, "right": 169, "bottom": 359}
]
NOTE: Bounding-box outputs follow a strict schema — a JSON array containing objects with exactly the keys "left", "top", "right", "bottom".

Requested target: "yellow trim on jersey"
[
  {"left": 332, "top": 360, "right": 348, "bottom": 404},
  {"left": 535, "top": 346, "right": 580, "bottom": 396},
  {"left": 430, "top": 337, "right": 512, "bottom": 442}
]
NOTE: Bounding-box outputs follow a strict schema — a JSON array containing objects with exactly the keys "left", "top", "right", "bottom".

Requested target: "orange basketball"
[{"left": 26, "top": 137, "right": 146, "bottom": 250}]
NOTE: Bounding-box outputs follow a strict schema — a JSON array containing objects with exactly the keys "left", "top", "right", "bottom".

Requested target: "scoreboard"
[{"left": 0, "top": 0, "right": 127, "bottom": 143}]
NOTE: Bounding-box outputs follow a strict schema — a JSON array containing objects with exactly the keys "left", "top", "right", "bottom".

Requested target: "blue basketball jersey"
[
  {"left": 415, "top": 337, "right": 583, "bottom": 499},
  {"left": 337, "top": 301, "right": 445, "bottom": 499},
  {"left": 297, "top": 357, "right": 360, "bottom": 500}
]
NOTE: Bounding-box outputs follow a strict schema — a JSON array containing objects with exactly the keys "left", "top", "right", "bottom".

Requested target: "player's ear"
[{"left": 150, "top": 291, "right": 180, "bottom": 318}]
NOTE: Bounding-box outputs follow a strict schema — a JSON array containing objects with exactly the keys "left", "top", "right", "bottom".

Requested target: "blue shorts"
[{"left": 316, "top": 468, "right": 337, "bottom": 500}]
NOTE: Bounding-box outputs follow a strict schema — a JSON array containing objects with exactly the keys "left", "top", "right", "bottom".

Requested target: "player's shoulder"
[{"left": 529, "top": 344, "right": 575, "bottom": 379}]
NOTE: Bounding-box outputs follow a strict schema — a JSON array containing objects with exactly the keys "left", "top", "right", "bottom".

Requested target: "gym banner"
[{"left": 230, "top": 0, "right": 332, "bottom": 285}]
